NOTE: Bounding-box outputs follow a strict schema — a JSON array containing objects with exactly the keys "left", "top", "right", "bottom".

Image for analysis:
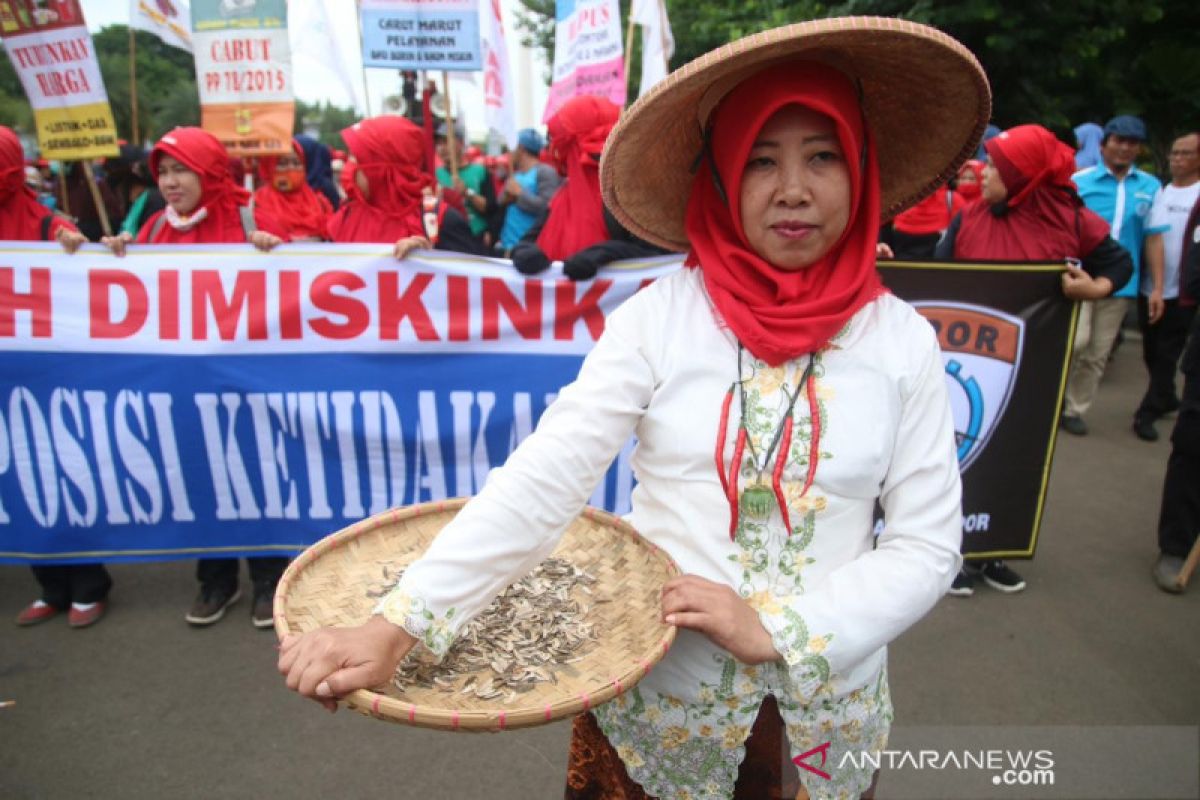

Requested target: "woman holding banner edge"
[{"left": 280, "top": 18, "right": 985, "bottom": 799}]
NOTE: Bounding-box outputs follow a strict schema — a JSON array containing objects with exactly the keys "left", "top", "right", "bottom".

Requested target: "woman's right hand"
[
  {"left": 56, "top": 227, "right": 87, "bottom": 254},
  {"left": 100, "top": 231, "right": 133, "bottom": 257},
  {"left": 278, "top": 615, "right": 416, "bottom": 712},
  {"left": 394, "top": 235, "right": 431, "bottom": 260}
]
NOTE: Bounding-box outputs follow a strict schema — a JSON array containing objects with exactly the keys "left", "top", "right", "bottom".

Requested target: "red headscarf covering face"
[
  {"left": 685, "top": 61, "right": 884, "bottom": 366},
  {"left": 140, "top": 127, "right": 284, "bottom": 243},
  {"left": 536, "top": 95, "right": 620, "bottom": 261},
  {"left": 954, "top": 125, "right": 1109, "bottom": 261},
  {"left": 326, "top": 116, "right": 430, "bottom": 243},
  {"left": 0, "top": 125, "right": 76, "bottom": 240},
  {"left": 955, "top": 159, "right": 984, "bottom": 203},
  {"left": 254, "top": 139, "right": 333, "bottom": 240}
]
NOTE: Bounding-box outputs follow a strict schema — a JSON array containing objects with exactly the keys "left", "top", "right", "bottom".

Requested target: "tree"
[{"left": 512, "top": 0, "right": 1200, "bottom": 166}]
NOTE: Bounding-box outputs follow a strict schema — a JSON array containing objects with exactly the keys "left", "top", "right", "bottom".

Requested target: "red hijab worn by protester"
[
  {"left": 254, "top": 140, "right": 333, "bottom": 240},
  {"left": 536, "top": 95, "right": 620, "bottom": 261},
  {"left": 139, "top": 127, "right": 286, "bottom": 244},
  {"left": 955, "top": 159, "right": 984, "bottom": 203},
  {"left": 954, "top": 125, "right": 1109, "bottom": 261},
  {"left": 892, "top": 186, "right": 963, "bottom": 236},
  {"left": 327, "top": 116, "right": 432, "bottom": 243},
  {"left": 0, "top": 125, "right": 77, "bottom": 240},
  {"left": 685, "top": 61, "right": 885, "bottom": 366}
]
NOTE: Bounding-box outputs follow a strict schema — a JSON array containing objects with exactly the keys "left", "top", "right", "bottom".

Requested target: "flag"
[
  {"left": 481, "top": 0, "right": 516, "bottom": 147},
  {"left": 631, "top": 0, "right": 673, "bottom": 98},
  {"left": 288, "top": 0, "right": 364, "bottom": 114},
  {"left": 130, "top": 0, "right": 192, "bottom": 52}
]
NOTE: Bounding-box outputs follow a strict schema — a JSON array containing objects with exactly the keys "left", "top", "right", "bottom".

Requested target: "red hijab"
[
  {"left": 0, "top": 126, "right": 76, "bottom": 240},
  {"left": 327, "top": 116, "right": 431, "bottom": 243},
  {"left": 893, "top": 186, "right": 961, "bottom": 235},
  {"left": 954, "top": 125, "right": 1109, "bottom": 261},
  {"left": 536, "top": 95, "right": 619, "bottom": 261},
  {"left": 140, "top": 127, "right": 285, "bottom": 243},
  {"left": 254, "top": 139, "right": 333, "bottom": 240},
  {"left": 685, "top": 61, "right": 884, "bottom": 366},
  {"left": 955, "top": 159, "right": 984, "bottom": 203}
]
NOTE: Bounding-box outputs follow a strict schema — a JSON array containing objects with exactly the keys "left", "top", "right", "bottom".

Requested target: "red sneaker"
[
  {"left": 15, "top": 601, "right": 59, "bottom": 627},
  {"left": 68, "top": 601, "right": 107, "bottom": 628}
]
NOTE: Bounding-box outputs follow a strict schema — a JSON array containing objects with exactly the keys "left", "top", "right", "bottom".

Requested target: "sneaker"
[
  {"left": 947, "top": 569, "right": 975, "bottom": 597},
  {"left": 1132, "top": 417, "right": 1159, "bottom": 442},
  {"left": 1060, "top": 415, "right": 1088, "bottom": 436},
  {"left": 980, "top": 560, "right": 1026, "bottom": 593},
  {"left": 251, "top": 588, "right": 275, "bottom": 629},
  {"left": 1152, "top": 554, "right": 1184, "bottom": 594},
  {"left": 185, "top": 585, "right": 242, "bottom": 626},
  {"left": 68, "top": 601, "right": 107, "bottom": 628},
  {"left": 15, "top": 599, "right": 59, "bottom": 627}
]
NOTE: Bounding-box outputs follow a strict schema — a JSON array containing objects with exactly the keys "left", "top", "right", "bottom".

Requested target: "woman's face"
[
  {"left": 738, "top": 105, "right": 851, "bottom": 270},
  {"left": 981, "top": 158, "right": 1007, "bottom": 204},
  {"left": 957, "top": 167, "right": 979, "bottom": 186},
  {"left": 157, "top": 155, "right": 202, "bottom": 215}
]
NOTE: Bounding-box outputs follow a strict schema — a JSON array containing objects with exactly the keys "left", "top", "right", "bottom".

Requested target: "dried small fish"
[{"left": 382, "top": 557, "right": 598, "bottom": 701}]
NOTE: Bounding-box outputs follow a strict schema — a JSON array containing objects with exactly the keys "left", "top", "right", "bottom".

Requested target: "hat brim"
[{"left": 601, "top": 16, "right": 992, "bottom": 252}]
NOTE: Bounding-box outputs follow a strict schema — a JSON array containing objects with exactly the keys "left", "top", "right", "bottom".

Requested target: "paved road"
[{"left": 2, "top": 336, "right": 1197, "bottom": 799}]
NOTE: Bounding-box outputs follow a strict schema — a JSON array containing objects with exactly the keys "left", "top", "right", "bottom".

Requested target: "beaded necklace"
[{"left": 714, "top": 345, "right": 822, "bottom": 540}]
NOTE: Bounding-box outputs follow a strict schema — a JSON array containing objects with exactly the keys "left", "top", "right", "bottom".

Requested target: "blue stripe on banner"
[{"left": 0, "top": 351, "right": 634, "bottom": 564}]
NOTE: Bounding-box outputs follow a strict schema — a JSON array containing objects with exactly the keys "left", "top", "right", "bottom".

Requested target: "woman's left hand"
[
  {"left": 250, "top": 231, "right": 283, "bottom": 251},
  {"left": 661, "top": 575, "right": 780, "bottom": 664},
  {"left": 1061, "top": 264, "right": 1110, "bottom": 301},
  {"left": 875, "top": 242, "right": 894, "bottom": 260}
]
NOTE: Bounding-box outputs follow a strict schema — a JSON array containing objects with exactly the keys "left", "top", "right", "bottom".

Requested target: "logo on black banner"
[{"left": 913, "top": 303, "right": 1024, "bottom": 471}]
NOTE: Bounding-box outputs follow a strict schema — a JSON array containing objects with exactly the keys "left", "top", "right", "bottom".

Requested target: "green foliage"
[
  {"left": 513, "top": 0, "right": 1198, "bottom": 169},
  {"left": 294, "top": 99, "right": 359, "bottom": 151}
]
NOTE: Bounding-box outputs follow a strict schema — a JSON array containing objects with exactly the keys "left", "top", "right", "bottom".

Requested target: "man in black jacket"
[{"left": 1152, "top": 196, "right": 1200, "bottom": 592}]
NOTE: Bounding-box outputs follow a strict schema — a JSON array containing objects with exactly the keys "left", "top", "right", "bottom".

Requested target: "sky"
[{"left": 80, "top": 0, "right": 552, "bottom": 138}]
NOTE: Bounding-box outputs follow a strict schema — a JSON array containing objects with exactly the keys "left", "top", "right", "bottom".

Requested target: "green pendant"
[{"left": 739, "top": 482, "right": 774, "bottom": 519}]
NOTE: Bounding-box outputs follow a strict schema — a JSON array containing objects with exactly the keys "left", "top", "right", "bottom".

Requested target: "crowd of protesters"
[{"left": 4, "top": 98, "right": 1198, "bottom": 629}]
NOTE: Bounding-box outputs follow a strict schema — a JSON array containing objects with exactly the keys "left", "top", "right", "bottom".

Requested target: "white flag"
[
  {"left": 481, "top": 0, "right": 516, "bottom": 147},
  {"left": 130, "top": 0, "right": 192, "bottom": 52},
  {"left": 289, "top": 0, "right": 365, "bottom": 114},
  {"left": 631, "top": 0, "right": 674, "bottom": 98}
]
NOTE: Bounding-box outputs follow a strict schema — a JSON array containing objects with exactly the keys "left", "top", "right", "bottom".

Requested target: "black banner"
[{"left": 880, "top": 261, "right": 1077, "bottom": 559}]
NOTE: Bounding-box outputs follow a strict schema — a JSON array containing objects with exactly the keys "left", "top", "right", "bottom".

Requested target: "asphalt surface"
[{"left": 2, "top": 334, "right": 1198, "bottom": 800}]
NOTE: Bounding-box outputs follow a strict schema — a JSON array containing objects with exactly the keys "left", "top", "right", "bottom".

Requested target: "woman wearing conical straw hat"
[{"left": 281, "top": 17, "right": 988, "bottom": 799}]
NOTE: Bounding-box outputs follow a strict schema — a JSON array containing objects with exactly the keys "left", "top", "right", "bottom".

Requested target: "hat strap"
[{"left": 689, "top": 124, "right": 729, "bottom": 206}]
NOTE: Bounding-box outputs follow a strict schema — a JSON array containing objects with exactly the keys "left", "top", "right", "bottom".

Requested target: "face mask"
[{"left": 273, "top": 167, "right": 306, "bottom": 193}]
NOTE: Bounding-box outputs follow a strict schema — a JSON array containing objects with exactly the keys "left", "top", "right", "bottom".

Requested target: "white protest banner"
[
  {"left": 481, "top": 0, "right": 515, "bottom": 146},
  {"left": 130, "top": 0, "right": 192, "bottom": 52},
  {"left": 0, "top": 0, "right": 119, "bottom": 160},
  {"left": 543, "top": 0, "right": 624, "bottom": 121},
  {"left": 191, "top": 0, "right": 293, "bottom": 155},
  {"left": 359, "top": 0, "right": 482, "bottom": 72}
]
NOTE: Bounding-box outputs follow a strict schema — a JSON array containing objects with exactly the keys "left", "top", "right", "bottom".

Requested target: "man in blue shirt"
[
  {"left": 1063, "top": 115, "right": 1168, "bottom": 435},
  {"left": 496, "top": 128, "right": 561, "bottom": 255}
]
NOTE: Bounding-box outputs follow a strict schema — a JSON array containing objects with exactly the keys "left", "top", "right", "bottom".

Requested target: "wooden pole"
[
  {"left": 128, "top": 26, "right": 139, "bottom": 144},
  {"left": 1177, "top": 535, "right": 1200, "bottom": 589},
  {"left": 623, "top": 12, "right": 636, "bottom": 99},
  {"left": 57, "top": 167, "right": 69, "bottom": 217},
  {"left": 81, "top": 161, "right": 113, "bottom": 237},
  {"left": 441, "top": 71, "right": 459, "bottom": 180},
  {"left": 355, "top": 3, "right": 372, "bottom": 117}
]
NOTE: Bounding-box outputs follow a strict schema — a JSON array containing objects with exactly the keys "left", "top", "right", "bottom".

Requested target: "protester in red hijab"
[
  {"left": 943, "top": 124, "right": 1128, "bottom": 271},
  {"left": 512, "top": 96, "right": 665, "bottom": 279},
  {"left": 254, "top": 139, "right": 333, "bottom": 241},
  {"left": 937, "top": 123, "right": 1131, "bottom": 599},
  {"left": 326, "top": 115, "right": 481, "bottom": 257},
  {"left": 955, "top": 158, "right": 984, "bottom": 203},
  {"left": 0, "top": 125, "right": 86, "bottom": 251},
  {"left": 101, "top": 127, "right": 286, "bottom": 254}
]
